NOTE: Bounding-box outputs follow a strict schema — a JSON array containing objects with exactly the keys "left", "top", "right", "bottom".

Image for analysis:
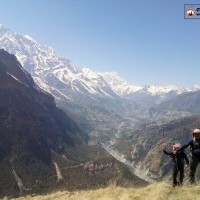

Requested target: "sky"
[{"left": 0, "top": 0, "right": 199, "bottom": 87}]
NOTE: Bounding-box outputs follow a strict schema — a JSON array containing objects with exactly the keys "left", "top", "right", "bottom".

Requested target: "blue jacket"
[{"left": 177, "top": 138, "right": 200, "bottom": 156}]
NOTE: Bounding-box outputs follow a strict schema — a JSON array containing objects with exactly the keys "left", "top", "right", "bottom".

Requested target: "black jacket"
[{"left": 163, "top": 150, "right": 189, "bottom": 165}]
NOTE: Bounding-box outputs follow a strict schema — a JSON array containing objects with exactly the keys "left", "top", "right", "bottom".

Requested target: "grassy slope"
[{"left": 9, "top": 182, "right": 200, "bottom": 200}]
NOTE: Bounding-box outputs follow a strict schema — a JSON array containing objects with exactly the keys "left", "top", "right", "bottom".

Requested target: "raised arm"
[
  {"left": 163, "top": 150, "right": 173, "bottom": 156},
  {"left": 177, "top": 140, "right": 193, "bottom": 153}
]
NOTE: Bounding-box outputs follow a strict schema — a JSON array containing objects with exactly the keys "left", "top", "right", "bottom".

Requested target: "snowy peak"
[
  {"left": 101, "top": 72, "right": 142, "bottom": 95},
  {"left": 0, "top": 24, "right": 70, "bottom": 70},
  {"left": 101, "top": 71, "right": 200, "bottom": 106},
  {"left": 1, "top": 24, "right": 200, "bottom": 107},
  {"left": 138, "top": 85, "right": 185, "bottom": 95},
  {"left": 101, "top": 72, "right": 125, "bottom": 86},
  {"left": 102, "top": 71, "right": 200, "bottom": 96},
  {"left": 192, "top": 85, "right": 200, "bottom": 91},
  {"left": 24, "top": 35, "right": 37, "bottom": 43},
  {"left": 82, "top": 68, "right": 110, "bottom": 88},
  {"left": 82, "top": 68, "right": 100, "bottom": 79},
  {"left": 0, "top": 24, "right": 118, "bottom": 101},
  {"left": 134, "top": 84, "right": 200, "bottom": 96},
  {"left": 102, "top": 72, "right": 188, "bottom": 95}
]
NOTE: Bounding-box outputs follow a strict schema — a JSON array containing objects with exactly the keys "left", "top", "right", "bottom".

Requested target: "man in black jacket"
[
  {"left": 176, "top": 128, "right": 200, "bottom": 184},
  {"left": 163, "top": 142, "right": 189, "bottom": 187}
]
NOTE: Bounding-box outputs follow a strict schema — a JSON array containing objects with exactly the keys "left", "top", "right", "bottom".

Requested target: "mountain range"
[
  {"left": 0, "top": 24, "right": 200, "bottom": 109},
  {"left": 1, "top": 24, "right": 200, "bottom": 188},
  {"left": 0, "top": 24, "right": 197, "bottom": 139},
  {"left": 0, "top": 25, "right": 138, "bottom": 137},
  {"left": 101, "top": 72, "right": 200, "bottom": 106}
]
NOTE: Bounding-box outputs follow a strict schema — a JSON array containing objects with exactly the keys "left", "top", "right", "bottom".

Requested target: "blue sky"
[{"left": 0, "top": 0, "right": 199, "bottom": 87}]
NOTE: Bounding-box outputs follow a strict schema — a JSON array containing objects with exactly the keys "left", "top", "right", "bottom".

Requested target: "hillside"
[
  {"left": 157, "top": 91, "right": 200, "bottom": 114},
  {"left": 11, "top": 182, "right": 200, "bottom": 200},
  {"left": 0, "top": 49, "right": 91, "bottom": 197},
  {"left": 104, "top": 115, "right": 200, "bottom": 181},
  {"left": 0, "top": 49, "right": 147, "bottom": 198}
]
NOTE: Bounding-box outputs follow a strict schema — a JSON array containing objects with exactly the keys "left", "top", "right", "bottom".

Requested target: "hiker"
[
  {"left": 176, "top": 129, "right": 200, "bottom": 184},
  {"left": 163, "top": 142, "right": 189, "bottom": 187}
]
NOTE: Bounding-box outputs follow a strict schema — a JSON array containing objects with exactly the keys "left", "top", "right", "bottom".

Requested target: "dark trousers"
[
  {"left": 190, "top": 156, "right": 200, "bottom": 184},
  {"left": 173, "top": 162, "right": 184, "bottom": 187}
]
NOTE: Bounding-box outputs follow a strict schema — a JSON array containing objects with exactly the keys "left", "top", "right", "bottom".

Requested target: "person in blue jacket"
[
  {"left": 163, "top": 142, "right": 189, "bottom": 187},
  {"left": 176, "top": 128, "right": 200, "bottom": 184}
]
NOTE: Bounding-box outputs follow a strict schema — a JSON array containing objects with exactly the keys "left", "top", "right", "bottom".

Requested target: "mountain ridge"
[
  {"left": 0, "top": 25, "right": 119, "bottom": 102},
  {"left": 1, "top": 24, "right": 200, "bottom": 108},
  {"left": 0, "top": 49, "right": 147, "bottom": 198},
  {"left": 101, "top": 72, "right": 200, "bottom": 106},
  {"left": 0, "top": 49, "right": 89, "bottom": 197}
]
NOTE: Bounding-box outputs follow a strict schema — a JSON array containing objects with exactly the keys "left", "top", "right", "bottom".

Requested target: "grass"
[{"left": 7, "top": 182, "right": 200, "bottom": 200}]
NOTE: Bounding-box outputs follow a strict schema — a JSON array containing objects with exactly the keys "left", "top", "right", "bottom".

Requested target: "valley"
[{"left": 0, "top": 24, "right": 200, "bottom": 198}]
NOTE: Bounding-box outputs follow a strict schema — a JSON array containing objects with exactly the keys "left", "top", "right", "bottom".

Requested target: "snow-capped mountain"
[
  {"left": 0, "top": 23, "right": 199, "bottom": 109},
  {"left": 102, "top": 72, "right": 198, "bottom": 96},
  {"left": 0, "top": 24, "right": 140, "bottom": 137},
  {"left": 0, "top": 24, "right": 118, "bottom": 105},
  {"left": 101, "top": 72, "right": 142, "bottom": 95},
  {"left": 102, "top": 72, "right": 200, "bottom": 106}
]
